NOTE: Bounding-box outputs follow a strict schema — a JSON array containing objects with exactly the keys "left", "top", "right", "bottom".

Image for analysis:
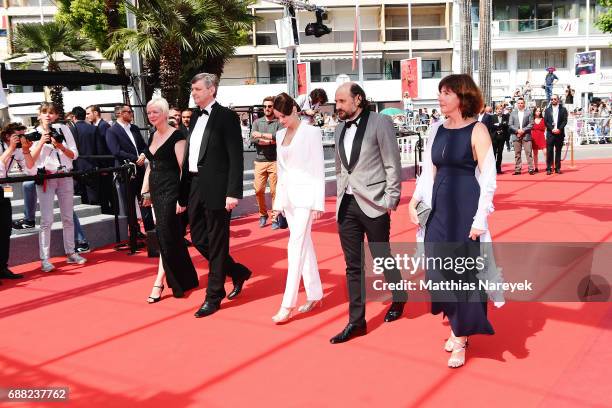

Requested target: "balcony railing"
[
  {"left": 385, "top": 26, "right": 447, "bottom": 41},
  {"left": 471, "top": 18, "right": 604, "bottom": 37},
  {"left": 219, "top": 71, "right": 454, "bottom": 86}
]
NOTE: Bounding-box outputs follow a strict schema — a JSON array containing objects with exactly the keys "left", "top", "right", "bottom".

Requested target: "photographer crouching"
[
  {"left": 0, "top": 124, "right": 26, "bottom": 281},
  {"left": 24, "top": 102, "right": 87, "bottom": 272}
]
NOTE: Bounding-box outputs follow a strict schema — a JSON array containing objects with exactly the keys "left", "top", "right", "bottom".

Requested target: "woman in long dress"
[
  {"left": 409, "top": 74, "right": 501, "bottom": 368},
  {"left": 270, "top": 92, "right": 325, "bottom": 323},
  {"left": 531, "top": 107, "right": 546, "bottom": 172},
  {"left": 142, "top": 98, "right": 198, "bottom": 302}
]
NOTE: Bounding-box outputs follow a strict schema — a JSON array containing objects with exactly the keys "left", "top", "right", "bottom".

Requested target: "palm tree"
[
  {"left": 478, "top": 0, "right": 492, "bottom": 106},
  {"left": 459, "top": 0, "right": 473, "bottom": 75},
  {"left": 11, "top": 22, "right": 96, "bottom": 116},
  {"left": 105, "top": 0, "right": 256, "bottom": 107}
]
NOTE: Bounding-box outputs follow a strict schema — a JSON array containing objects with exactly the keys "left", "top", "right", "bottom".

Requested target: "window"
[
  {"left": 493, "top": 51, "right": 508, "bottom": 70},
  {"left": 422, "top": 59, "right": 441, "bottom": 79},
  {"left": 269, "top": 63, "right": 286, "bottom": 84},
  {"left": 310, "top": 62, "right": 321, "bottom": 82},
  {"left": 517, "top": 49, "right": 566, "bottom": 69}
]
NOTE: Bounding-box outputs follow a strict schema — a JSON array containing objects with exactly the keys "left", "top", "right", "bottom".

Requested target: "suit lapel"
[
  {"left": 347, "top": 110, "right": 370, "bottom": 171},
  {"left": 116, "top": 123, "right": 138, "bottom": 155},
  {"left": 338, "top": 123, "right": 350, "bottom": 171},
  {"left": 197, "top": 103, "right": 219, "bottom": 163}
]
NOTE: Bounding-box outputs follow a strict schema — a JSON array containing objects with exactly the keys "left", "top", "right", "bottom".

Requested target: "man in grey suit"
[
  {"left": 508, "top": 97, "right": 535, "bottom": 175},
  {"left": 330, "top": 82, "right": 407, "bottom": 344}
]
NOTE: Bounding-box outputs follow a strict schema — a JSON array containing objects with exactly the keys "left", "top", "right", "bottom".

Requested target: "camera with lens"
[{"left": 21, "top": 127, "right": 65, "bottom": 147}]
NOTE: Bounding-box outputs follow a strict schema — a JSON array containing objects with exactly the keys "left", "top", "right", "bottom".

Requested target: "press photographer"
[
  {"left": 25, "top": 102, "right": 87, "bottom": 272},
  {"left": 0, "top": 124, "right": 27, "bottom": 281}
]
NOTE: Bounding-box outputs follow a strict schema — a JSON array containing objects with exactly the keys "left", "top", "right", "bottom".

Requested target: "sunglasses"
[
  {"left": 122, "top": 109, "right": 133, "bottom": 114},
  {"left": 264, "top": 105, "right": 273, "bottom": 108}
]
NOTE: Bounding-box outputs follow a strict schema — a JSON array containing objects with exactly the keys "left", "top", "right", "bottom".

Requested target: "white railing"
[{"left": 568, "top": 116, "right": 611, "bottom": 145}]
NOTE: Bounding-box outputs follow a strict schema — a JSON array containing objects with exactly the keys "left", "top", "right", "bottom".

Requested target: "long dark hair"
[{"left": 273, "top": 92, "right": 300, "bottom": 115}]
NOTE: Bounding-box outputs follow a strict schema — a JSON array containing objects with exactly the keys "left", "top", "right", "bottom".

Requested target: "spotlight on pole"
[{"left": 305, "top": 8, "right": 331, "bottom": 38}]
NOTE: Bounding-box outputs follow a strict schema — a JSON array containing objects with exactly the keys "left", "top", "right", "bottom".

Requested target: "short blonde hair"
[{"left": 146, "top": 98, "right": 169, "bottom": 117}]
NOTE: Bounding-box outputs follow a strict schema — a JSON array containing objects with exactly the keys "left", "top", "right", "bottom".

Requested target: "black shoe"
[
  {"left": 227, "top": 270, "right": 252, "bottom": 300},
  {"left": 546, "top": 169, "right": 552, "bottom": 175},
  {"left": 555, "top": 169, "right": 562, "bottom": 174},
  {"left": 76, "top": 242, "right": 90, "bottom": 254},
  {"left": 137, "top": 231, "right": 146, "bottom": 239},
  {"left": 528, "top": 169, "right": 535, "bottom": 175},
  {"left": 330, "top": 323, "right": 367, "bottom": 344},
  {"left": 0, "top": 268, "right": 24, "bottom": 279},
  {"left": 496, "top": 170, "right": 503, "bottom": 175},
  {"left": 384, "top": 302, "right": 405, "bottom": 322},
  {"left": 184, "top": 238, "right": 192, "bottom": 247},
  {"left": 534, "top": 168, "right": 539, "bottom": 173},
  {"left": 513, "top": 171, "right": 521, "bottom": 175},
  {"left": 147, "top": 284, "right": 164, "bottom": 304},
  {"left": 12, "top": 219, "right": 35, "bottom": 230},
  {"left": 194, "top": 301, "right": 220, "bottom": 318}
]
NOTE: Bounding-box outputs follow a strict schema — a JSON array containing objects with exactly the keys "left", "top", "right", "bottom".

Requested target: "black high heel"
[{"left": 147, "top": 284, "right": 165, "bottom": 303}]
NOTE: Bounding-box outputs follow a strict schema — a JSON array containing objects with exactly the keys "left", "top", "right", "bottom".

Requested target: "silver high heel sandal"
[
  {"left": 272, "top": 307, "right": 294, "bottom": 324},
  {"left": 447, "top": 337, "right": 468, "bottom": 368},
  {"left": 298, "top": 299, "right": 323, "bottom": 313}
]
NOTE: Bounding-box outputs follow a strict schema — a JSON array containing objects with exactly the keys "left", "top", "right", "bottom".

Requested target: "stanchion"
[{"left": 569, "top": 130, "right": 576, "bottom": 169}]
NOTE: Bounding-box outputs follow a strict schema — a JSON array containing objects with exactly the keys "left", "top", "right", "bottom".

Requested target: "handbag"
[
  {"left": 276, "top": 213, "right": 288, "bottom": 229},
  {"left": 415, "top": 201, "right": 431, "bottom": 228}
]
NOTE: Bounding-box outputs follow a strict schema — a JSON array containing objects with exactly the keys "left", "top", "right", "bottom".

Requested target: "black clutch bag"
[{"left": 415, "top": 201, "right": 431, "bottom": 228}]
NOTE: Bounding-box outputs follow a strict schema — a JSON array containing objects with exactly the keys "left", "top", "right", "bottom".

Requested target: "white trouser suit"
[{"left": 274, "top": 123, "right": 326, "bottom": 308}]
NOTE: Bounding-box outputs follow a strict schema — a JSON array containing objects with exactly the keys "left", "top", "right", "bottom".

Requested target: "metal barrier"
[{"left": 568, "top": 116, "right": 611, "bottom": 145}]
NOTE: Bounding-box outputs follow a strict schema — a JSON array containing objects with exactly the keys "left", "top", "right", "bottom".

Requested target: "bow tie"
[
  {"left": 195, "top": 108, "right": 209, "bottom": 116},
  {"left": 345, "top": 119, "right": 359, "bottom": 129}
]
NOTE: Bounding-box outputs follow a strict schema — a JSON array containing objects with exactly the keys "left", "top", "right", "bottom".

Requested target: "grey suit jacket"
[
  {"left": 508, "top": 109, "right": 534, "bottom": 142},
  {"left": 334, "top": 110, "right": 402, "bottom": 218}
]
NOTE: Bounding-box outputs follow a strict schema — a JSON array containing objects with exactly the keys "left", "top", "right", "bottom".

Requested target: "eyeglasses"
[{"left": 264, "top": 105, "right": 273, "bottom": 108}]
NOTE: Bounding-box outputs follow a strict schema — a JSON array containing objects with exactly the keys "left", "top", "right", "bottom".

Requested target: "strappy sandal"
[
  {"left": 147, "top": 284, "right": 165, "bottom": 303},
  {"left": 448, "top": 337, "right": 468, "bottom": 368}
]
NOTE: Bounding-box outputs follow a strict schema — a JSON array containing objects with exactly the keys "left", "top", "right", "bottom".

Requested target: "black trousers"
[
  {"left": 0, "top": 198, "right": 12, "bottom": 269},
  {"left": 188, "top": 175, "right": 251, "bottom": 305},
  {"left": 338, "top": 195, "right": 407, "bottom": 326},
  {"left": 119, "top": 179, "right": 155, "bottom": 231},
  {"left": 492, "top": 137, "right": 505, "bottom": 172},
  {"left": 546, "top": 135, "right": 564, "bottom": 171}
]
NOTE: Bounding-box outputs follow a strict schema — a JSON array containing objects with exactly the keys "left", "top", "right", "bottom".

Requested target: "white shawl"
[{"left": 412, "top": 121, "right": 505, "bottom": 304}]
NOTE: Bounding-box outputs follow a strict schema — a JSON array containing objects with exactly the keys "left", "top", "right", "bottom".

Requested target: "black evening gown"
[
  {"left": 145, "top": 130, "right": 198, "bottom": 297},
  {"left": 424, "top": 122, "right": 494, "bottom": 337}
]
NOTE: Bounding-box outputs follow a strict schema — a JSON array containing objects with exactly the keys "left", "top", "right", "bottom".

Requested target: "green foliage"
[
  {"left": 56, "top": 0, "right": 126, "bottom": 51},
  {"left": 595, "top": 0, "right": 612, "bottom": 34},
  {"left": 11, "top": 22, "right": 97, "bottom": 72}
]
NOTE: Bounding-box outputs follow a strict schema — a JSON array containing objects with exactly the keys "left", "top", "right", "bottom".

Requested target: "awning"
[{"left": 258, "top": 52, "right": 383, "bottom": 62}]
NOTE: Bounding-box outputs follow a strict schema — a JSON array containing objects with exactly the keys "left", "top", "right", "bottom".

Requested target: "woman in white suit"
[{"left": 271, "top": 93, "right": 325, "bottom": 324}]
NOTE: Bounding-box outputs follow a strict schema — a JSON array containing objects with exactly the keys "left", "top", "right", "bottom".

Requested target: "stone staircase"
[{"left": 9, "top": 181, "right": 127, "bottom": 266}]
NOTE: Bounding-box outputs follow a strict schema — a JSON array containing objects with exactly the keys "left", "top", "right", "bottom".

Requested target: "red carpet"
[{"left": 2, "top": 159, "right": 612, "bottom": 407}]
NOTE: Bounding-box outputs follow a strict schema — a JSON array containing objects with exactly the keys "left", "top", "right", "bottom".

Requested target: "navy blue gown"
[{"left": 424, "top": 122, "right": 494, "bottom": 337}]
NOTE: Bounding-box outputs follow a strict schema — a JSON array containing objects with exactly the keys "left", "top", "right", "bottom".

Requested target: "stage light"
[{"left": 305, "top": 9, "right": 331, "bottom": 38}]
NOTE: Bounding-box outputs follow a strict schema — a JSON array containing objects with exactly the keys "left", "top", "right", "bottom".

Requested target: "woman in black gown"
[
  {"left": 142, "top": 98, "right": 198, "bottom": 302},
  {"left": 409, "top": 74, "right": 499, "bottom": 368}
]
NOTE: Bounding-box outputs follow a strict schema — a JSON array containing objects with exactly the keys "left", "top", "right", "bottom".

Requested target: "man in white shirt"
[
  {"left": 508, "top": 98, "right": 535, "bottom": 175},
  {"left": 544, "top": 95, "right": 568, "bottom": 174}
]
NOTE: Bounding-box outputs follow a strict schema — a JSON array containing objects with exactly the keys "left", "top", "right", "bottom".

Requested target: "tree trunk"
[
  {"left": 460, "top": 0, "right": 473, "bottom": 75},
  {"left": 143, "top": 57, "right": 159, "bottom": 104},
  {"left": 105, "top": 0, "right": 129, "bottom": 104},
  {"left": 159, "top": 42, "right": 182, "bottom": 107},
  {"left": 478, "top": 0, "right": 492, "bottom": 106},
  {"left": 47, "top": 60, "right": 64, "bottom": 118}
]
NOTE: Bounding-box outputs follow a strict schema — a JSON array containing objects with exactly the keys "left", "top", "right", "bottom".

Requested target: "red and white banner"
[
  {"left": 297, "top": 62, "right": 311, "bottom": 96},
  {"left": 400, "top": 58, "right": 421, "bottom": 99}
]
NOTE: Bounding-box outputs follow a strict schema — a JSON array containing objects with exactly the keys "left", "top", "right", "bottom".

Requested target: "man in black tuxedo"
[
  {"left": 105, "top": 104, "right": 154, "bottom": 232},
  {"left": 490, "top": 104, "right": 510, "bottom": 174},
  {"left": 87, "top": 105, "right": 114, "bottom": 214},
  {"left": 544, "top": 95, "right": 568, "bottom": 175},
  {"left": 178, "top": 73, "right": 252, "bottom": 318}
]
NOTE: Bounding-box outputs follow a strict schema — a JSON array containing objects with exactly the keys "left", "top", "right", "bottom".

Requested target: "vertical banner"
[
  {"left": 401, "top": 57, "right": 421, "bottom": 99},
  {"left": 297, "top": 62, "right": 311, "bottom": 97},
  {"left": 574, "top": 51, "right": 600, "bottom": 77}
]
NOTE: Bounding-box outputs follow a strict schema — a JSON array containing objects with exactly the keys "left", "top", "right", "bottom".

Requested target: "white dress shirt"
[
  {"left": 343, "top": 117, "right": 360, "bottom": 195},
  {"left": 29, "top": 123, "right": 79, "bottom": 174},
  {"left": 188, "top": 100, "right": 216, "bottom": 172},
  {"left": 517, "top": 110, "right": 525, "bottom": 130},
  {"left": 552, "top": 105, "right": 559, "bottom": 129},
  {"left": 118, "top": 120, "right": 138, "bottom": 151}
]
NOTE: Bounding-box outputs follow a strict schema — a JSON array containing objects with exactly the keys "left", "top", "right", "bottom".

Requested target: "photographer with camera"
[
  {"left": 0, "top": 124, "right": 26, "bottom": 281},
  {"left": 24, "top": 102, "right": 87, "bottom": 272}
]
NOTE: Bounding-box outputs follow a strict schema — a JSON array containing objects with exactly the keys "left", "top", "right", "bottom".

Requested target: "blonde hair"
[{"left": 146, "top": 98, "right": 169, "bottom": 117}]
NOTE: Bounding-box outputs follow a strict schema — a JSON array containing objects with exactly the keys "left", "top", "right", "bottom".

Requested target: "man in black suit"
[
  {"left": 105, "top": 104, "right": 154, "bottom": 232},
  {"left": 490, "top": 104, "right": 510, "bottom": 174},
  {"left": 544, "top": 94, "right": 568, "bottom": 175},
  {"left": 87, "top": 105, "right": 114, "bottom": 213},
  {"left": 178, "top": 73, "right": 252, "bottom": 318},
  {"left": 477, "top": 105, "right": 494, "bottom": 135},
  {"left": 72, "top": 106, "right": 100, "bottom": 204}
]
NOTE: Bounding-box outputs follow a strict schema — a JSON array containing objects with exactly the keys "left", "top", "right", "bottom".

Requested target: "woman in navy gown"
[{"left": 409, "top": 74, "right": 500, "bottom": 368}]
